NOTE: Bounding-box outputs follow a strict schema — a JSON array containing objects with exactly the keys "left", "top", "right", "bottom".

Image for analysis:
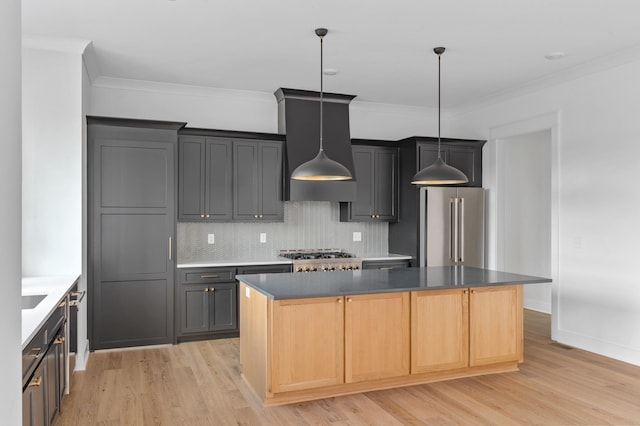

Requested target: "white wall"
[
  {"left": 450, "top": 58, "right": 640, "bottom": 366},
  {"left": 90, "top": 77, "right": 440, "bottom": 140},
  {"left": 22, "top": 45, "right": 84, "bottom": 277},
  {"left": 0, "top": 0, "right": 23, "bottom": 421},
  {"left": 501, "top": 130, "right": 552, "bottom": 313}
]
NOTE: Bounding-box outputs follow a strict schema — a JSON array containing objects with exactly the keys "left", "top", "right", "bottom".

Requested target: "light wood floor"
[{"left": 57, "top": 311, "right": 640, "bottom": 425}]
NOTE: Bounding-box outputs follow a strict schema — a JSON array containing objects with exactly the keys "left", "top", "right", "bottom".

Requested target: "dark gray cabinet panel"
[
  {"left": 180, "top": 283, "right": 237, "bottom": 334},
  {"left": 233, "top": 140, "right": 283, "bottom": 221},
  {"left": 340, "top": 145, "right": 398, "bottom": 222},
  {"left": 362, "top": 259, "right": 410, "bottom": 270},
  {"left": 23, "top": 361, "right": 46, "bottom": 426},
  {"left": 89, "top": 120, "right": 178, "bottom": 350},
  {"left": 178, "top": 136, "right": 233, "bottom": 221},
  {"left": 417, "top": 141, "right": 482, "bottom": 187}
]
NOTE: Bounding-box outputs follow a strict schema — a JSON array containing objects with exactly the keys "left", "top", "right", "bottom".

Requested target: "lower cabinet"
[
  {"left": 181, "top": 283, "right": 237, "bottom": 334},
  {"left": 469, "top": 286, "right": 523, "bottom": 366},
  {"left": 344, "top": 292, "right": 410, "bottom": 383},
  {"left": 411, "top": 285, "right": 523, "bottom": 373},
  {"left": 240, "top": 284, "right": 523, "bottom": 406},
  {"left": 271, "top": 297, "right": 344, "bottom": 393},
  {"left": 23, "top": 360, "right": 46, "bottom": 426}
]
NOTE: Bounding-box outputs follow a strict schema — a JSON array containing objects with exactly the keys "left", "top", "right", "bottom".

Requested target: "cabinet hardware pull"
[
  {"left": 463, "top": 290, "right": 468, "bottom": 294},
  {"left": 209, "top": 288, "right": 215, "bottom": 292},
  {"left": 254, "top": 214, "right": 258, "bottom": 218},
  {"left": 347, "top": 298, "right": 352, "bottom": 303},
  {"left": 200, "top": 274, "right": 219, "bottom": 278},
  {"left": 379, "top": 267, "right": 393, "bottom": 270},
  {"left": 70, "top": 290, "right": 86, "bottom": 304},
  {"left": 204, "top": 288, "right": 209, "bottom": 292},
  {"left": 54, "top": 337, "right": 65, "bottom": 345},
  {"left": 200, "top": 214, "right": 205, "bottom": 218},
  {"left": 28, "top": 376, "right": 42, "bottom": 387},
  {"left": 28, "top": 348, "right": 41, "bottom": 358},
  {"left": 337, "top": 298, "right": 342, "bottom": 303},
  {"left": 471, "top": 290, "right": 476, "bottom": 294},
  {"left": 169, "top": 236, "right": 172, "bottom": 260},
  {"left": 206, "top": 214, "right": 210, "bottom": 218}
]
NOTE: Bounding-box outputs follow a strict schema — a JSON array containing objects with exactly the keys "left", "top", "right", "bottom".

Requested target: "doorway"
[{"left": 498, "top": 130, "right": 552, "bottom": 313}]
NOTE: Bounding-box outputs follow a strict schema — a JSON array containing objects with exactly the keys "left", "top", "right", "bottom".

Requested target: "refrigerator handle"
[
  {"left": 459, "top": 197, "right": 465, "bottom": 264},
  {"left": 452, "top": 197, "right": 459, "bottom": 264},
  {"left": 449, "top": 198, "right": 455, "bottom": 262}
]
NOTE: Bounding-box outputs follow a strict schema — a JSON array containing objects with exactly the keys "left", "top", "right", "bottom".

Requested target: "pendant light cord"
[
  {"left": 319, "top": 34, "right": 324, "bottom": 152},
  {"left": 437, "top": 50, "right": 442, "bottom": 159}
]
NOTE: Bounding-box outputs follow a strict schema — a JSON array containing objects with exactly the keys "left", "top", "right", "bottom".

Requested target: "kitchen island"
[{"left": 237, "top": 266, "right": 550, "bottom": 406}]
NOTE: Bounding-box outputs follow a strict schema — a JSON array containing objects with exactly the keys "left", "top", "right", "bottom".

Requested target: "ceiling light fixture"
[
  {"left": 291, "top": 28, "right": 353, "bottom": 182},
  {"left": 412, "top": 47, "right": 469, "bottom": 186}
]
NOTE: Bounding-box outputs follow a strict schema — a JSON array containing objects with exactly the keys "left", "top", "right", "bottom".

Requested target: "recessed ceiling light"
[
  {"left": 323, "top": 68, "right": 338, "bottom": 75},
  {"left": 544, "top": 52, "right": 567, "bottom": 60}
]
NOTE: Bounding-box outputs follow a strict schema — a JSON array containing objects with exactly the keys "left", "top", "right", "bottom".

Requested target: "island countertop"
[{"left": 236, "top": 266, "right": 551, "bottom": 300}]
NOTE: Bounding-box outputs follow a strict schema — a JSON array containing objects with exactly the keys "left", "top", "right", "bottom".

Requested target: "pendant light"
[
  {"left": 412, "top": 47, "right": 468, "bottom": 185},
  {"left": 291, "top": 28, "right": 353, "bottom": 181}
]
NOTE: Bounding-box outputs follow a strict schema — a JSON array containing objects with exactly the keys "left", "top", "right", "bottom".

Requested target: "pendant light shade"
[
  {"left": 291, "top": 28, "right": 353, "bottom": 181},
  {"left": 412, "top": 47, "right": 468, "bottom": 186}
]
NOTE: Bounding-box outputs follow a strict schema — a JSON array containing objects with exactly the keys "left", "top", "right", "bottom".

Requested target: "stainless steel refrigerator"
[{"left": 418, "top": 187, "right": 484, "bottom": 267}]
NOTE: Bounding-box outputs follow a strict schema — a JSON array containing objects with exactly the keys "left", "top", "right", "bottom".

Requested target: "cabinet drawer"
[
  {"left": 362, "top": 260, "right": 410, "bottom": 270},
  {"left": 180, "top": 268, "right": 236, "bottom": 284},
  {"left": 22, "top": 327, "right": 46, "bottom": 388},
  {"left": 237, "top": 264, "right": 292, "bottom": 275}
]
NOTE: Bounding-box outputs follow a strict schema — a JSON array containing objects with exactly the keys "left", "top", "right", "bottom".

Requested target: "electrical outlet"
[
  {"left": 353, "top": 231, "right": 362, "bottom": 242},
  {"left": 260, "top": 233, "right": 267, "bottom": 243},
  {"left": 207, "top": 234, "right": 215, "bottom": 244}
]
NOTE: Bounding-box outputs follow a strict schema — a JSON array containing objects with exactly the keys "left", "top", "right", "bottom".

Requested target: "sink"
[{"left": 22, "top": 294, "right": 47, "bottom": 310}]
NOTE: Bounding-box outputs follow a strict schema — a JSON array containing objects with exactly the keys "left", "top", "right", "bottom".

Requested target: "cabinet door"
[
  {"left": 350, "top": 147, "right": 375, "bottom": 220},
  {"left": 179, "top": 136, "right": 206, "bottom": 220},
  {"left": 418, "top": 143, "right": 448, "bottom": 170},
  {"left": 374, "top": 148, "right": 398, "bottom": 220},
  {"left": 205, "top": 138, "right": 233, "bottom": 220},
  {"left": 257, "top": 142, "right": 284, "bottom": 220},
  {"left": 345, "top": 292, "right": 410, "bottom": 383},
  {"left": 233, "top": 141, "right": 259, "bottom": 220},
  {"left": 411, "top": 289, "right": 469, "bottom": 374},
  {"left": 209, "top": 282, "right": 237, "bottom": 331},
  {"left": 271, "top": 297, "right": 344, "bottom": 393},
  {"left": 469, "top": 285, "right": 523, "bottom": 366},
  {"left": 23, "top": 361, "right": 46, "bottom": 426},
  {"left": 449, "top": 146, "right": 480, "bottom": 187},
  {"left": 181, "top": 285, "right": 210, "bottom": 334}
]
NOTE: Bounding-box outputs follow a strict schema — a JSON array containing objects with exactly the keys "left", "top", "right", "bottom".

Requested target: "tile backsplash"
[{"left": 177, "top": 202, "right": 388, "bottom": 263}]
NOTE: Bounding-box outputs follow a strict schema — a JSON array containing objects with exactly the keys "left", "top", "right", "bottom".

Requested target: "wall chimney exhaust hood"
[{"left": 275, "top": 88, "right": 357, "bottom": 202}]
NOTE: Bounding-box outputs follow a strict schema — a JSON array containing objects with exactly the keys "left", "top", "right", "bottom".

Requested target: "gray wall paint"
[{"left": 178, "top": 202, "right": 388, "bottom": 263}]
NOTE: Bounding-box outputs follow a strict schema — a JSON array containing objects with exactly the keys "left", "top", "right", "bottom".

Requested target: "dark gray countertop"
[{"left": 236, "top": 266, "right": 551, "bottom": 300}]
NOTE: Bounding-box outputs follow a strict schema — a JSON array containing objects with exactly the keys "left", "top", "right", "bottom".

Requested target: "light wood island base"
[{"left": 239, "top": 282, "right": 524, "bottom": 407}]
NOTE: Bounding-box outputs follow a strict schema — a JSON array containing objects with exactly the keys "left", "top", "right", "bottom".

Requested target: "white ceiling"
[{"left": 21, "top": 0, "right": 640, "bottom": 109}]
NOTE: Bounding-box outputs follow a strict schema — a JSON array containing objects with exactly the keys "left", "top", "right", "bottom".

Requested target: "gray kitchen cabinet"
[
  {"left": 362, "top": 259, "right": 411, "bottom": 270},
  {"left": 340, "top": 144, "right": 398, "bottom": 222},
  {"left": 22, "top": 296, "right": 68, "bottom": 426},
  {"left": 181, "top": 283, "right": 237, "bottom": 334},
  {"left": 178, "top": 136, "right": 232, "bottom": 221},
  {"left": 178, "top": 267, "right": 238, "bottom": 339},
  {"left": 417, "top": 139, "right": 483, "bottom": 188},
  {"left": 88, "top": 117, "right": 183, "bottom": 350},
  {"left": 233, "top": 140, "right": 284, "bottom": 221},
  {"left": 23, "top": 360, "right": 46, "bottom": 426}
]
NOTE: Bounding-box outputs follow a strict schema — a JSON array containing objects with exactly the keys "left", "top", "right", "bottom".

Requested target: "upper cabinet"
[
  {"left": 178, "top": 130, "right": 284, "bottom": 222},
  {"left": 233, "top": 140, "right": 284, "bottom": 221},
  {"left": 340, "top": 143, "right": 399, "bottom": 222},
  {"left": 415, "top": 137, "right": 484, "bottom": 187},
  {"left": 179, "top": 136, "right": 232, "bottom": 221}
]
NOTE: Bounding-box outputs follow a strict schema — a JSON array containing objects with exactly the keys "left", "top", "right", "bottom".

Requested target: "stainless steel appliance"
[
  {"left": 419, "top": 187, "right": 484, "bottom": 267},
  {"left": 280, "top": 249, "right": 362, "bottom": 272}
]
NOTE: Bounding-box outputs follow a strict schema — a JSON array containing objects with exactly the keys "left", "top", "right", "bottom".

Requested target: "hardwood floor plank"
[{"left": 57, "top": 310, "right": 640, "bottom": 425}]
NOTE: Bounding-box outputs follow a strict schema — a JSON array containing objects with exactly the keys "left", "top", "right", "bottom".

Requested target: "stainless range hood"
[{"left": 275, "top": 88, "right": 357, "bottom": 202}]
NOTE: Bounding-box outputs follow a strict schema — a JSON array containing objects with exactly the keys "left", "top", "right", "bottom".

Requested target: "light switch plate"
[
  {"left": 260, "top": 233, "right": 267, "bottom": 243},
  {"left": 207, "top": 234, "right": 215, "bottom": 244},
  {"left": 353, "top": 231, "right": 362, "bottom": 242}
]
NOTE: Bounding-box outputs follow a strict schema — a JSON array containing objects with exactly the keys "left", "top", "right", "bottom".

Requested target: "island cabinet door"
[
  {"left": 344, "top": 292, "right": 410, "bottom": 383},
  {"left": 270, "top": 297, "right": 345, "bottom": 393},
  {"left": 411, "top": 289, "right": 469, "bottom": 374},
  {"left": 469, "top": 285, "right": 523, "bottom": 366}
]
